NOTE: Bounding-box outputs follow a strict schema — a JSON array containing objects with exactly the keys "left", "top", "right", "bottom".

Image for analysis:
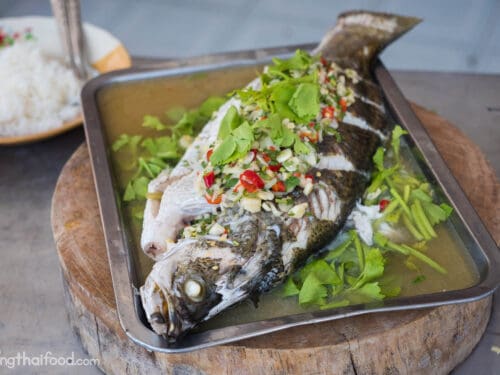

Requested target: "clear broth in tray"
[{"left": 97, "top": 65, "right": 479, "bottom": 330}]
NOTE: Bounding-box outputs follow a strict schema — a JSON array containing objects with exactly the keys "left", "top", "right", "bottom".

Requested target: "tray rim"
[{"left": 81, "top": 44, "right": 500, "bottom": 353}]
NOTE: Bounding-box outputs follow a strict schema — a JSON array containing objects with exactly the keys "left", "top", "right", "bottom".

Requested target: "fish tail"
[{"left": 315, "top": 11, "right": 421, "bottom": 74}]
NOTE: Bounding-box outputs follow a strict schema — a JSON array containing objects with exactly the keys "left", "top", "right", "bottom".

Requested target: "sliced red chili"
[
  {"left": 272, "top": 181, "right": 286, "bottom": 192},
  {"left": 262, "top": 153, "right": 271, "bottom": 163},
  {"left": 309, "top": 122, "right": 315, "bottom": 128},
  {"left": 268, "top": 163, "right": 281, "bottom": 172},
  {"left": 205, "top": 193, "right": 222, "bottom": 204},
  {"left": 299, "top": 131, "right": 318, "bottom": 143},
  {"left": 206, "top": 148, "right": 213, "bottom": 161},
  {"left": 321, "top": 106, "right": 335, "bottom": 119},
  {"left": 320, "top": 56, "right": 328, "bottom": 67},
  {"left": 339, "top": 98, "right": 347, "bottom": 112},
  {"left": 232, "top": 182, "right": 242, "bottom": 192},
  {"left": 305, "top": 174, "right": 314, "bottom": 181},
  {"left": 379, "top": 199, "right": 390, "bottom": 212},
  {"left": 203, "top": 171, "right": 215, "bottom": 188},
  {"left": 239, "top": 170, "right": 265, "bottom": 193}
]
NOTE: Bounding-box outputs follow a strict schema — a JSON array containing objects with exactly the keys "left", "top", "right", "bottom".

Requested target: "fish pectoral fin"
[{"left": 145, "top": 169, "right": 172, "bottom": 219}]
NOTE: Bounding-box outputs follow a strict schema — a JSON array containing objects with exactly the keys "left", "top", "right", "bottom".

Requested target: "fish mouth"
[
  {"left": 140, "top": 279, "right": 183, "bottom": 340},
  {"left": 144, "top": 292, "right": 185, "bottom": 341},
  {"left": 142, "top": 277, "right": 210, "bottom": 341}
]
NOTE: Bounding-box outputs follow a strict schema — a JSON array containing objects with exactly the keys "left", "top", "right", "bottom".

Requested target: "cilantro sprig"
[
  {"left": 283, "top": 125, "right": 453, "bottom": 310},
  {"left": 283, "top": 231, "right": 390, "bottom": 308},
  {"left": 112, "top": 96, "right": 225, "bottom": 205},
  {"left": 366, "top": 125, "right": 453, "bottom": 242},
  {"left": 207, "top": 50, "right": 322, "bottom": 167}
]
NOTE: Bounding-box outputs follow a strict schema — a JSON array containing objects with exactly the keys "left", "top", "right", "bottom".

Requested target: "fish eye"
[{"left": 183, "top": 279, "right": 205, "bottom": 302}]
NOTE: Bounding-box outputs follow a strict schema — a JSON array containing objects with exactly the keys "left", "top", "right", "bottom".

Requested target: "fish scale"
[{"left": 139, "top": 10, "right": 421, "bottom": 341}]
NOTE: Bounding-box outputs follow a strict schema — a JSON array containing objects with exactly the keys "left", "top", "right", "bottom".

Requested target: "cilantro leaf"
[
  {"left": 299, "top": 274, "right": 328, "bottom": 305},
  {"left": 288, "top": 83, "right": 320, "bottom": 121},
  {"left": 165, "top": 106, "right": 186, "bottom": 123},
  {"left": 210, "top": 136, "right": 237, "bottom": 166},
  {"left": 268, "top": 50, "right": 313, "bottom": 77},
  {"left": 391, "top": 125, "right": 408, "bottom": 160},
  {"left": 232, "top": 121, "right": 254, "bottom": 144},
  {"left": 281, "top": 126, "right": 295, "bottom": 147},
  {"left": 199, "top": 96, "right": 226, "bottom": 118},
  {"left": 265, "top": 114, "right": 283, "bottom": 141},
  {"left": 352, "top": 248, "right": 385, "bottom": 289},
  {"left": 297, "top": 259, "right": 340, "bottom": 285},
  {"left": 235, "top": 87, "right": 269, "bottom": 112},
  {"left": 218, "top": 106, "right": 242, "bottom": 139},
  {"left": 123, "top": 181, "right": 136, "bottom": 201},
  {"left": 285, "top": 176, "right": 301, "bottom": 191},
  {"left": 173, "top": 112, "right": 197, "bottom": 137},
  {"left": 223, "top": 177, "right": 239, "bottom": 189},
  {"left": 312, "top": 260, "right": 341, "bottom": 285},
  {"left": 355, "top": 282, "right": 385, "bottom": 300},
  {"left": 113, "top": 95, "right": 225, "bottom": 208},
  {"left": 141, "top": 138, "right": 157, "bottom": 155},
  {"left": 440, "top": 203, "right": 453, "bottom": 218},
  {"left": 282, "top": 278, "right": 300, "bottom": 297},
  {"left": 142, "top": 115, "right": 167, "bottom": 131},
  {"left": 269, "top": 82, "right": 298, "bottom": 121},
  {"left": 232, "top": 121, "right": 254, "bottom": 155},
  {"left": 112, "top": 134, "right": 142, "bottom": 153},
  {"left": 131, "top": 176, "right": 149, "bottom": 199},
  {"left": 422, "top": 202, "right": 450, "bottom": 226},
  {"left": 112, "top": 134, "right": 132, "bottom": 152},
  {"left": 293, "top": 136, "right": 310, "bottom": 154},
  {"left": 155, "top": 136, "right": 179, "bottom": 159}
]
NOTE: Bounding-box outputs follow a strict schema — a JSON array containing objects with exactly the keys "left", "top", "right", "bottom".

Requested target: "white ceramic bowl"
[{"left": 0, "top": 16, "right": 131, "bottom": 145}]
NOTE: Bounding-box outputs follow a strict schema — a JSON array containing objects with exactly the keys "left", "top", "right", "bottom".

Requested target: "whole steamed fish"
[{"left": 140, "top": 11, "right": 420, "bottom": 341}]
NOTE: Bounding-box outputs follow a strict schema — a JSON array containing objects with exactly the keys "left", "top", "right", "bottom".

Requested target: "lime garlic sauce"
[{"left": 98, "top": 64, "right": 479, "bottom": 331}]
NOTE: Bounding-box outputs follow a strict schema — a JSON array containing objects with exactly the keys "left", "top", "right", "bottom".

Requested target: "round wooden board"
[{"left": 51, "top": 104, "right": 499, "bottom": 375}]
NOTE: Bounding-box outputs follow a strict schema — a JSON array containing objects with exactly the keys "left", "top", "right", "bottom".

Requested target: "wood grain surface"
[{"left": 51, "top": 104, "right": 499, "bottom": 374}]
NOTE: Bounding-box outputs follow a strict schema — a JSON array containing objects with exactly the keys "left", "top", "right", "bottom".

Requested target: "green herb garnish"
[
  {"left": 111, "top": 96, "right": 226, "bottom": 209},
  {"left": 283, "top": 125, "right": 452, "bottom": 310},
  {"left": 283, "top": 231, "right": 388, "bottom": 309}
]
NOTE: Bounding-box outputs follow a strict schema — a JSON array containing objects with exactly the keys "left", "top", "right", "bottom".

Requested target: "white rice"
[{"left": 0, "top": 40, "right": 81, "bottom": 136}]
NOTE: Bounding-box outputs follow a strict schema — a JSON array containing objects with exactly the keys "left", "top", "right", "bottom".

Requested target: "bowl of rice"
[{"left": 0, "top": 16, "right": 131, "bottom": 145}]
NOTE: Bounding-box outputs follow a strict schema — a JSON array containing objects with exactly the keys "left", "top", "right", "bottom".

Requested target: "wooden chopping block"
[{"left": 51, "top": 104, "right": 499, "bottom": 374}]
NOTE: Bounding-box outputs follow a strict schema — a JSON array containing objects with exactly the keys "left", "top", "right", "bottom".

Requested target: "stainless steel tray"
[{"left": 81, "top": 44, "right": 499, "bottom": 353}]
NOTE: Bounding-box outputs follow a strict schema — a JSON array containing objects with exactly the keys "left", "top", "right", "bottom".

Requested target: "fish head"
[
  {"left": 140, "top": 238, "right": 240, "bottom": 340},
  {"left": 140, "top": 210, "right": 284, "bottom": 340}
]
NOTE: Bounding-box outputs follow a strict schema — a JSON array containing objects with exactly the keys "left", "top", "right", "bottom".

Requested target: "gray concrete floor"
[{"left": 1, "top": 0, "right": 500, "bottom": 72}]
